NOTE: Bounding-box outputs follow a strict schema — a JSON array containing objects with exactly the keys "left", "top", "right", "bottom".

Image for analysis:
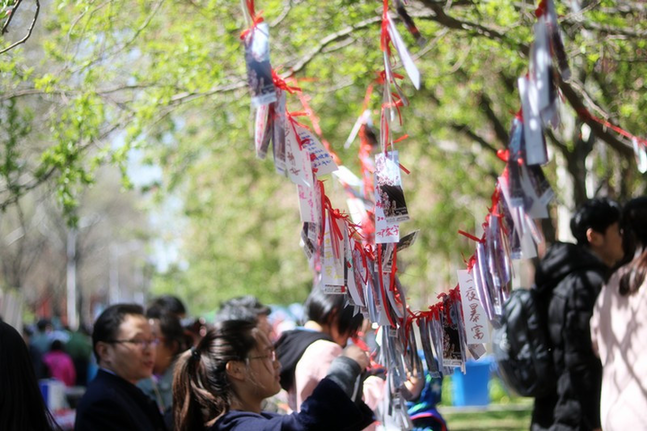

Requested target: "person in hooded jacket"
[{"left": 531, "top": 198, "right": 624, "bottom": 431}]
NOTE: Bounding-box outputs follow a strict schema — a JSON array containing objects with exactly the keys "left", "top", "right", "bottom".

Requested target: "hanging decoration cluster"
[{"left": 239, "top": 0, "right": 646, "bottom": 423}]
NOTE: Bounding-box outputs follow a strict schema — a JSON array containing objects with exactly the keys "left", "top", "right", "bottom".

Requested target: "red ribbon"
[
  {"left": 458, "top": 229, "right": 484, "bottom": 244},
  {"left": 272, "top": 70, "right": 301, "bottom": 94},
  {"left": 535, "top": 0, "right": 547, "bottom": 18},
  {"left": 577, "top": 108, "right": 647, "bottom": 147},
  {"left": 380, "top": 0, "right": 391, "bottom": 55},
  {"left": 297, "top": 93, "right": 343, "bottom": 166}
]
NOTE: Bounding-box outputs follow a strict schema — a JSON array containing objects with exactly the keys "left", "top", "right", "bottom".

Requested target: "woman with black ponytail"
[
  {"left": 592, "top": 196, "right": 647, "bottom": 430},
  {"left": 173, "top": 319, "right": 373, "bottom": 431}
]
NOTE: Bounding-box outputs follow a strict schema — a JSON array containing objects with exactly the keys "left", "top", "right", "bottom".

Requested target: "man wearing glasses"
[{"left": 75, "top": 303, "right": 167, "bottom": 431}]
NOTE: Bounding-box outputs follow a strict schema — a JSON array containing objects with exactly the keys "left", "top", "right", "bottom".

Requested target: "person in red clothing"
[{"left": 43, "top": 339, "right": 76, "bottom": 387}]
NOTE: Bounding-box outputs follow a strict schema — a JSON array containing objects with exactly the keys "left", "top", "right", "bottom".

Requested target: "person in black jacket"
[
  {"left": 532, "top": 198, "right": 624, "bottom": 431},
  {"left": 75, "top": 303, "right": 167, "bottom": 431}
]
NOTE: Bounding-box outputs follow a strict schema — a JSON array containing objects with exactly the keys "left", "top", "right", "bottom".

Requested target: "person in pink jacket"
[
  {"left": 591, "top": 196, "right": 647, "bottom": 430},
  {"left": 275, "top": 288, "right": 386, "bottom": 423},
  {"left": 43, "top": 339, "right": 76, "bottom": 387}
]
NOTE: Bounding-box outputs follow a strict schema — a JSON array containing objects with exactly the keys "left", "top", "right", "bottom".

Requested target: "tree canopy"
[{"left": 1, "top": 0, "right": 645, "bottom": 313}]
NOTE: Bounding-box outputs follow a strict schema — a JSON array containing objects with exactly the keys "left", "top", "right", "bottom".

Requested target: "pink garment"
[
  {"left": 289, "top": 339, "right": 384, "bottom": 425},
  {"left": 43, "top": 350, "right": 76, "bottom": 387},
  {"left": 591, "top": 272, "right": 647, "bottom": 430}
]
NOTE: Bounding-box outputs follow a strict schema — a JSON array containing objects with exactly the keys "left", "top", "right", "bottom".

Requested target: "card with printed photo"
[
  {"left": 375, "top": 151, "right": 410, "bottom": 223},
  {"left": 244, "top": 22, "right": 276, "bottom": 107}
]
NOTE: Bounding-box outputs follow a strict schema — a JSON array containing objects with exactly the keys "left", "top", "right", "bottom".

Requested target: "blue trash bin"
[{"left": 451, "top": 357, "right": 492, "bottom": 406}]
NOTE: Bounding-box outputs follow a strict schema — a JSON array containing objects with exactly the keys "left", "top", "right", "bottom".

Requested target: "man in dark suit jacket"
[{"left": 75, "top": 303, "right": 167, "bottom": 431}]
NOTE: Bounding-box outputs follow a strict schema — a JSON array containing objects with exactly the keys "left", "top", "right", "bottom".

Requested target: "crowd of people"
[
  {"left": 1, "top": 292, "right": 440, "bottom": 431},
  {"left": 1, "top": 195, "right": 646, "bottom": 430}
]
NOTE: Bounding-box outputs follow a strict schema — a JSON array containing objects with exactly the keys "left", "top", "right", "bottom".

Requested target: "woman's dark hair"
[
  {"left": 0, "top": 321, "right": 62, "bottom": 431},
  {"left": 619, "top": 197, "right": 647, "bottom": 296},
  {"left": 570, "top": 198, "right": 621, "bottom": 246},
  {"left": 173, "top": 320, "right": 259, "bottom": 431},
  {"left": 147, "top": 306, "right": 188, "bottom": 355},
  {"left": 92, "top": 303, "right": 144, "bottom": 363},
  {"left": 304, "top": 288, "right": 363, "bottom": 337},
  {"left": 149, "top": 295, "right": 187, "bottom": 318},
  {"left": 215, "top": 295, "right": 271, "bottom": 324}
]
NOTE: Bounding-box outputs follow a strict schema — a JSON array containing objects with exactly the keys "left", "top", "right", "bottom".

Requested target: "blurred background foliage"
[{"left": 1, "top": 0, "right": 645, "bottom": 319}]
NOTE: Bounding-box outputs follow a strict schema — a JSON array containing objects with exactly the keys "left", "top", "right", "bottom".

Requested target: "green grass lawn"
[{"left": 437, "top": 374, "right": 533, "bottom": 431}]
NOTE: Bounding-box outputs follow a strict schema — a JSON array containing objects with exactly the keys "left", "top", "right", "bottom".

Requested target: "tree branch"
[
  {"left": 450, "top": 122, "right": 499, "bottom": 155},
  {"left": 478, "top": 92, "right": 509, "bottom": 146},
  {"left": 0, "top": 0, "right": 39, "bottom": 55},
  {"left": 286, "top": 15, "right": 383, "bottom": 76},
  {"left": 1, "top": 0, "right": 24, "bottom": 34},
  {"left": 558, "top": 79, "right": 633, "bottom": 159}
]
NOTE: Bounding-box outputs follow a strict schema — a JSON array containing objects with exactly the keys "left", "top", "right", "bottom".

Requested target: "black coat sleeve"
[{"left": 555, "top": 271, "right": 603, "bottom": 429}]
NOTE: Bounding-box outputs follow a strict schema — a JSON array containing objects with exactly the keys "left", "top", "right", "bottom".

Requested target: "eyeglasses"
[
  {"left": 106, "top": 338, "right": 160, "bottom": 349},
  {"left": 248, "top": 348, "right": 277, "bottom": 362}
]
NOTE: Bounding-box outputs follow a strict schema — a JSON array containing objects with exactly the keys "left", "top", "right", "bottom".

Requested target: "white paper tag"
[
  {"left": 244, "top": 22, "right": 277, "bottom": 108},
  {"left": 375, "top": 199, "right": 400, "bottom": 243},
  {"left": 320, "top": 216, "right": 346, "bottom": 293},
  {"left": 457, "top": 270, "right": 491, "bottom": 344},
  {"left": 633, "top": 138, "right": 647, "bottom": 173},
  {"left": 333, "top": 165, "right": 363, "bottom": 187},
  {"left": 297, "top": 183, "right": 317, "bottom": 224},
  {"left": 375, "top": 151, "right": 410, "bottom": 223},
  {"left": 387, "top": 15, "right": 421, "bottom": 90},
  {"left": 346, "top": 198, "right": 367, "bottom": 226},
  {"left": 284, "top": 122, "right": 311, "bottom": 187},
  {"left": 255, "top": 103, "right": 272, "bottom": 159},
  {"left": 297, "top": 126, "right": 339, "bottom": 176},
  {"left": 519, "top": 76, "right": 548, "bottom": 166}
]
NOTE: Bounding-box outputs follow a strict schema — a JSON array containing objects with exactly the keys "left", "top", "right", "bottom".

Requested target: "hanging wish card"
[
  {"left": 633, "top": 138, "right": 647, "bottom": 174},
  {"left": 386, "top": 14, "right": 421, "bottom": 90},
  {"left": 255, "top": 103, "right": 273, "bottom": 159},
  {"left": 346, "top": 197, "right": 368, "bottom": 226},
  {"left": 519, "top": 76, "right": 548, "bottom": 166},
  {"left": 488, "top": 215, "right": 512, "bottom": 300},
  {"left": 458, "top": 270, "right": 491, "bottom": 344},
  {"left": 546, "top": 0, "right": 571, "bottom": 80},
  {"left": 375, "top": 151, "right": 409, "bottom": 223},
  {"left": 375, "top": 198, "right": 400, "bottom": 244},
  {"left": 499, "top": 174, "right": 527, "bottom": 259},
  {"left": 472, "top": 251, "right": 495, "bottom": 325},
  {"left": 272, "top": 89, "right": 286, "bottom": 160},
  {"left": 532, "top": 19, "right": 556, "bottom": 127},
  {"left": 449, "top": 294, "right": 469, "bottom": 373},
  {"left": 516, "top": 207, "right": 538, "bottom": 259},
  {"left": 507, "top": 118, "right": 526, "bottom": 208},
  {"left": 284, "top": 121, "right": 307, "bottom": 184},
  {"left": 297, "top": 184, "right": 317, "bottom": 224},
  {"left": 320, "top": 216, "right": 346, "bottom": 294},
  {"left": 297, "top": 126, "right": 339, "bottom": 177},
  {"left": 418, "top": 317, "right": 440, "bottom": 378},
  {"left": 477, "top": 241, "right": 503, "bottom": 322},
  {"left": 300, "top": 222, "right": 317, "bottom": 261},
  {"left": 525, "top": 164, "right": 554, "bottom": 218},
  {"left": 385, "top": 275, "right": 407, "bottom": 320},
  {"left": 272, "top": 122, "right": 290, "bottom": 175},
  {"left": 333, "top": 165, "right": 363, "bottom": 188},
  {"left": 243, "top": 22, "right": 276, "bottom": 107},
  {"left": 344, "top": 109, "right": 372, "bottom": 149},
  {"left": 346, "top": 240, "right": 366, "bottom": 308},
  {"left": 440, "top": 299, "right": 465, "bottom": 368}
]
